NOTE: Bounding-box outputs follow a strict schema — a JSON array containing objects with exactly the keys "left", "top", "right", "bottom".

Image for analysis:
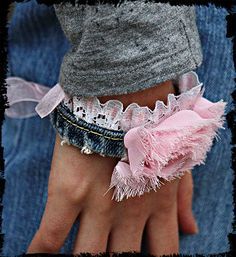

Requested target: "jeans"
[{"left": 2, "top": 3, "right": 234, "bottom": 256}]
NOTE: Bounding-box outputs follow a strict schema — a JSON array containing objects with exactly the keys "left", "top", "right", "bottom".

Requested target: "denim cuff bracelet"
[
  {"left": 49, "top": 102, "right": 126, "bottom": 158},
  {"left": 5, "top": 72, "right": 227, "bottom": 201}
]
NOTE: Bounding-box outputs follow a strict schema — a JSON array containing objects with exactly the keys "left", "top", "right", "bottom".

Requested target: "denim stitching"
[
  {"left": 57, "top": 109, "right": 124, "bottom": 141},
  {"left": 49, "top": 102, "right": 126, "bottom": 158},
  {"left": 57, "top": 105, "right": 125, "bottom": 141},
  {"left": 60, "top": 102, "right": 125, "bottom": 135}
]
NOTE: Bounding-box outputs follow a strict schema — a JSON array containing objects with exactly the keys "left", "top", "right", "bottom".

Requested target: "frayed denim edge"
[{"left": 49, "top": 102, "right": 126, "bottom": 158}]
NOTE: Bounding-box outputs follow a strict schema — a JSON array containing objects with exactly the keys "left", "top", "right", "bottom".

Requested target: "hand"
[
  {"left": 178, "top": 171, "right": 198, "bottom": 235},
  {"left": 27, "top": 133, "right": 198, "bottom": 256}
]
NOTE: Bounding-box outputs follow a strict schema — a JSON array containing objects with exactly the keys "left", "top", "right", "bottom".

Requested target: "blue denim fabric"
[
  {"left": 6, "top": 0, "right": 70, "bottom": 86},
  {"left": 2, "top": 2, "right": 234, "bottom": 256},
  {"left": 50, "top": 102, "right": 126, "bottom": 158}
]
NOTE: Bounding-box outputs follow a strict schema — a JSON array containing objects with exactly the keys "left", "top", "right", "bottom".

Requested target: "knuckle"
[
  {"left": 158, "top": 200, "right": 176, "bottom": 212},
  {"left": 63, "top": 180, "right": 90, "bottom": 204},
  {"left": 155, "top": 189, "right": 177, "bottom": 212},
  {"left": 123, "top": 199, "right": 146, "bottom": 219},
  {"left": 47, "top": 172, "right": 90, "bottom": 204},
  {"left": 36, "top": 229, "right": 62, "bottom": 252},
  {"left": 128, "top": 209, "right": 143, "bottom": 219},
  {"left": 97, "top": 201, "right": 115, "bottom": 217}
]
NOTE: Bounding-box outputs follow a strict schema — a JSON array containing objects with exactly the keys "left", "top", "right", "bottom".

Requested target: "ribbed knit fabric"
[{"left": 54, "top": 0, "right": 203, "bottom": 97}]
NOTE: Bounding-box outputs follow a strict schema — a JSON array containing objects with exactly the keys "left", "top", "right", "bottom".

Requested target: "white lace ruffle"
[{"left": 63, "top": 71, "right": 204, "bottom": 132}]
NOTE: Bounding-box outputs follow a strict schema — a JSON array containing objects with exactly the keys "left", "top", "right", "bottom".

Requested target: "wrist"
[{"left": 98, "top": 80, "right": 176, "bottom": 110}]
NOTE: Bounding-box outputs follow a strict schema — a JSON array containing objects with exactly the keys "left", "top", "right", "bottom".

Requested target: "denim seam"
[{"left": 57, "top": 106, "right": 125, "bottom": 141}]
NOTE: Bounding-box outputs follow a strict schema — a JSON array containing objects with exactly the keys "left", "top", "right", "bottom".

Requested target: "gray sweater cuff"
[{"left": 54, "top": 0, "right": 203, "bottom": 97}]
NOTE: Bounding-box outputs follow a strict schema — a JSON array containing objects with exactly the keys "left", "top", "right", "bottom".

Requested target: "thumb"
[{"left": 177, "top": 171, "right": 199, "bottom": 234}]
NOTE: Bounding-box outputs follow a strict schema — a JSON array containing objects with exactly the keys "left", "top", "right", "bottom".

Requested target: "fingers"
[
  {"left": 107, "top": 197, "right": 148, "bottom": 253},
  {"left": 71, "top": 151, "right": 120, "bottom": 254},
  {"left": 177, "top": 171, "right": 198, "bottom": 234},
  {"left": 73, "top": 192, "right": 147, "bottom": 254},
  {"left": 27, "top": 135, "right": 85, "bottom": 253},
  {"left": 146, "top": 179, "right": 179, "bottom": 257},
  {"left": 72, "top": 211, "right": 110, "bottom": 254},
  {"left": 72, "top": 186, "right": 116, "bottom": 255},
  {"left": 146, "top": 204, "right": 179, "bottom": 257},
  {"left": 146, "top": 201, "right": 179, "bottom": 257},
  {"left": 107, "top": 222, "right": 144, "bottom": 253},
  {"left": 27, "top": 191, "right": 81, "bottom": 253}
]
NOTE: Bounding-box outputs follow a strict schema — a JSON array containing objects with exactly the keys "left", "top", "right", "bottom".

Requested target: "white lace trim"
[{"left": 63, "top": 71, "right": 204, "bottom": 131}]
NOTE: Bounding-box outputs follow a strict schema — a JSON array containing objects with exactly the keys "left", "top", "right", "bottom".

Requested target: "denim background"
[{"left": 2, "top": 1, "right": 235, "bottom": 255}]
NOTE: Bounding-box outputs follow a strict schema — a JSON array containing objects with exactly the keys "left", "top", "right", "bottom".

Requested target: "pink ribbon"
[
  {"left": 5, "top": 77, "right": 50, "bottom": 118},
  {"left": 35, "top": 83, "right": 66, "bottom": 118},
  {"left": 5, "top": 77, "right": 66, "bottom": 119}
]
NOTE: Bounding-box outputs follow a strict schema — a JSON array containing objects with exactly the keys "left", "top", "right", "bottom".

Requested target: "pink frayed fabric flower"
[{"left": 108, "top": 88, "right": 227, "bottom": 201}]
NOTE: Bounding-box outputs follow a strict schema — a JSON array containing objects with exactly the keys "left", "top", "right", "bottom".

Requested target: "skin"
[{"left": 27, "top": 80, "right": 198, "bottom": 256}]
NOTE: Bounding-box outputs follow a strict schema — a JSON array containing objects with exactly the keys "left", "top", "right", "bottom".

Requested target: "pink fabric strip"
[
  {"left": 5, "top": 77, "right": 51, "bottom": 118},
  {"left": 35, "top": 83, "right": 66, "bottom": 118},
  {"left": 5, "top": 77, "right": 66, "bottom": 119}
]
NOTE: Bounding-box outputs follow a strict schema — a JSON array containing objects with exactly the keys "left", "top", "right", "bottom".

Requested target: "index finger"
[{"left": 27, "top": 135, "right": 82, "bottom": 254}]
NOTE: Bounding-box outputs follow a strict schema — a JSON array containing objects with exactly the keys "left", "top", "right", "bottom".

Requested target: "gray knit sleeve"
[{"left": 54, "top": 0, "right": 203, "bottom": 97}]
